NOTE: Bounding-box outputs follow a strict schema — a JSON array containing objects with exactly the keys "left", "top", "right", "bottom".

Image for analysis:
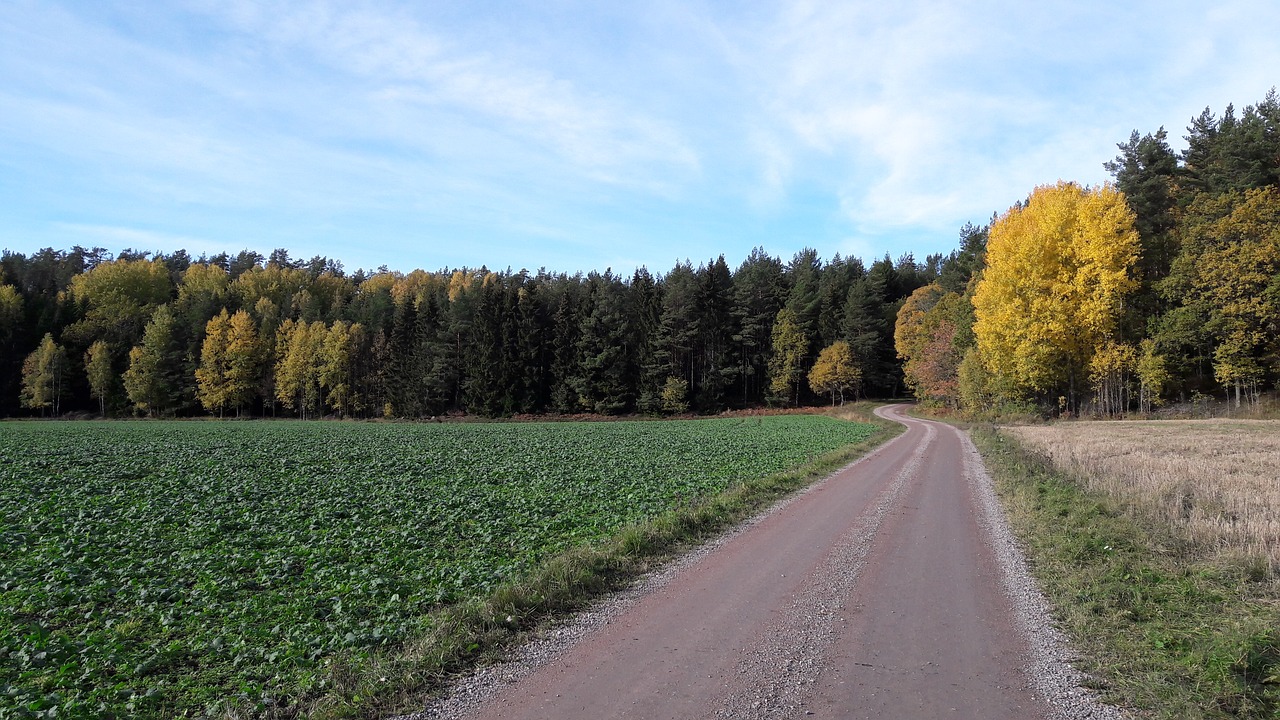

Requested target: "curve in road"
[{"left": 412, "top": 405, "right": 1124, "bottom": 720}]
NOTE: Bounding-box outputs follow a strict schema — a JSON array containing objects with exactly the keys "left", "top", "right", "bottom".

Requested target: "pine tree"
[
  {"left": 644, "top": 263, "right": 699, "bottom": 411},
  {"left": 575, "top": 270, "right": 635, "bottom": 414},
  {"left": 548, "top": 281, "right": 584, "bottom": 413},
  {"left": 784, "top": 248, "right": 822, "bottom": 360},
  {"left": 842, "top": 275, "right": 888, "bottom": 398},
  {"left": 464, "top": 277, "right": 511, "bottom": 416},
  {"left": 816, "top": 254, "right": 861, "bottom": 349},
  {"left": 693, "top": 257, "right": 735, "bottom": 410},
  {"left": 730, "top": 249, "right": 785, "bottom": 405},
  {"left": 514, "top": 276, "right": 551, "bottom": 413},
  {"left": 387, "top": 299, "right": 421, "bottom": 417}
]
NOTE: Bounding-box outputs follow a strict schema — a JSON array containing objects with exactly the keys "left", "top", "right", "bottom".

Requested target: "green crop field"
[{"left": 0, "top": 415, "right": 876, "bottom": 719}]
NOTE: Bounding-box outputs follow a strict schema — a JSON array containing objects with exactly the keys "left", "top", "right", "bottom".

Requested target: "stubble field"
[
  {"left": 977, "top": 418, "right": 1280, "bottom": 717},
  {"left": 1005, "top": 419, "right": 1280, "bottom": 572},
  {"left": 0, "top": 415, "right": 877, "bottom": 719}
]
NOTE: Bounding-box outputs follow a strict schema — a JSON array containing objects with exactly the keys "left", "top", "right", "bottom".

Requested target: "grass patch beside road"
[{"left": 972, "top": 425, "right": 1280, "bottom": 719}]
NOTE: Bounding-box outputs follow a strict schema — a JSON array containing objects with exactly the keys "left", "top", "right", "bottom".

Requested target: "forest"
[
  {"left": 3, "top": 91, "right": 1278, "bottom": 420},
  {"left": 0, "top": 240, "right": 947, "bottom": 419},
  {"left": 895, "top": 90, "right": 1280, "bottom": 415}
]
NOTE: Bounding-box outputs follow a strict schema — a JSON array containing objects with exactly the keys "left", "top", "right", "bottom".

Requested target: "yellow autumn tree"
[
  {"left": 232, "top": 264, "right": 310, "bottom": 311},
  {"left": 808, "top": 341, "right": 860, "bottom": 405},
  {"left": 894, "top": 283, "right": 947, "bottom": 365},
  {"left": 197, "top": 310, "right": 235, "bottom": 415},
  {"left": 319, "top": 320, "right": 365, "bottom": 418},
  {"left": 1162, "top": 187, "right": 1280, "bottom": 406},
  {"left": 84, "top": 339, "right": 114, "bottom": 416},
  {"left": 660, "top": 376, "right": 689, "bottom": 414},
  {"left": 21, "top": 333, "right": 68, "bottom": 417},
  {"left": 197, "top": 309, "right": 262, "bottom": 416},
  {"left": 1089, "top": 340, "right": 1136, "bottom": 418},
  {"left": 66, "top": 258, "right": 171, "bottom": 347},
  {"left": 1214, "top": 332, "right": 1265, "bottom": 408},
  {"left": 275, "top": 319, "right": 327, "bottom": 418},
  {"left": 1134, "top": 338, "right": 1170, "bottom": 414},
  {"left": 768, "top": 308, "right": 807, "bottom": 405},
  {"left": 894, "top": 283, "right": 969, "bottom": 406},
  {"left": 225, "top": 310, "right": 263, "bottom": 414},
  {"left": 972, "top": 181, "right": 1139, "bottom": 408},
  {"left": 122, "top": 305, "right": 182, "bottom": 416},
  {"left": 448, "top": 269, "right": 480, "bottom": 302},
  {"left": 0, "top": 284, "right": 22, "bottom": 334}
]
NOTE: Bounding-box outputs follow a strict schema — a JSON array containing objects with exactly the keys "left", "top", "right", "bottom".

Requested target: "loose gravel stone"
[
  {"left": 960, "top": 429, "right": 1129, "bottom": 720},
  {"left": 394, "top": 411, "right": 1129, "bottom": 720},
  {"left": 392, "top": 450, "right": 855, "bottom": 720}
]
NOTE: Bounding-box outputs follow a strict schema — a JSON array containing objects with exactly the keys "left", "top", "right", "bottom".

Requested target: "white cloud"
[
  {"left": 193, "top": 0, "right": 700, "bottom": 188},
  {"left": 5, "top": 0, "right": 1280, "bottom": 274},
  {"left": 706, "top": 0, "right": 1280, "bottom": 254}
]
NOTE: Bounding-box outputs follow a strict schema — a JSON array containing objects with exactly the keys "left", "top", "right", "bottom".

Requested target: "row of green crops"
[{"left": 0, "top": 415, "right": 876, "bottom": 719}]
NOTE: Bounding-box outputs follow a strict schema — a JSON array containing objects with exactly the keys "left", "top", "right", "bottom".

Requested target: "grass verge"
[
  {"left": 970, "top": 425, "right": 1280, "bottom": 719},
  {"left": 297, "top": 404, "right": 902, "bottom": 719}
]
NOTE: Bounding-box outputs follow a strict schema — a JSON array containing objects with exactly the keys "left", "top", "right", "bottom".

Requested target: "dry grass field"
[{"left": 1005, "top": 419, "right": 1280, "bottom": 574}]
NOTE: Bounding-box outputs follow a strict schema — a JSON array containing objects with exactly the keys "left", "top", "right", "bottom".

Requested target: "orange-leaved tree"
[{"left": 894, "top": 283, "right": 971, "bottom": 407}]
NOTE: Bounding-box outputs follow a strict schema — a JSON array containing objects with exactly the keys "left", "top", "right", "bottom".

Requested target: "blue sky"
[{"left": 2, "top": 1, "right": 1278, "bottom": 277}]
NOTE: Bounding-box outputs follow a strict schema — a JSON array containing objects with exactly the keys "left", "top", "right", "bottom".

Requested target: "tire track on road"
[
  {"left": 404, "top": 406, "right": 1126, "bottom": 720},
  {"left": 712, "top": 412, "right": 935, "bottom": 717}
]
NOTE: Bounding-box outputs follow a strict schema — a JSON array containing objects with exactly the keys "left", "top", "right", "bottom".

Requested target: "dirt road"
[{"left": 427, "top": 406, "right": 1115, "bottom": 719}]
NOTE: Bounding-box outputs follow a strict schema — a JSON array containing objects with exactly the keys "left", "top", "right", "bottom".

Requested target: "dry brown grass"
[{"left": 1005, "top": 419, "right": 1280, "bottom": 574}]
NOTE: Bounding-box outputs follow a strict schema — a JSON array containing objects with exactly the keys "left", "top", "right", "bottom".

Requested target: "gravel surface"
[
  {"left": 709, "top": 420, "right": 934, "bottom": 718},
  {"left": 390, "top": 448, "right": 870, "bottom": 720},
  {"left": 392, "top": 408, "right": 1130, "bottom": 720},
  {"left": 958, "top": 427, "right": 1130, "bottom": 720}
]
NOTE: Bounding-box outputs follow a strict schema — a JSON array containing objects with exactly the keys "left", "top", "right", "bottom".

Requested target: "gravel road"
[{"left": 398, "top": 405, "right": 1127, "bottom": 719}]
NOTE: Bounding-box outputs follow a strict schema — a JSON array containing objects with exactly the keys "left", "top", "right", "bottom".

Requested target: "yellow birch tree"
[
  {"left": 275, "top": 319, "right": 326, "bottom": 418},
  {"left": 223, "top": 310, "right": 263, "bottom": 415},
  {"left": 84, "top": 339, "right": 114, "bottom": 417},
  {"left": 808, "top": 341, "right": 860, "bottom": 405},
  {"left": 768, "top": 308, "right": 807, "bottom": 405},
  {"left": 972, "top": 181, "right": 1139, "bottom": 408},
  {"left": 21, "top": 333, "right": 67, "bottom": 416}
]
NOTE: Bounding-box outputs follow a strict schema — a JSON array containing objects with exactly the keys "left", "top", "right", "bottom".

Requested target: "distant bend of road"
[{"left": 412, "top": 405, "right": 1127, "bottom": 720}]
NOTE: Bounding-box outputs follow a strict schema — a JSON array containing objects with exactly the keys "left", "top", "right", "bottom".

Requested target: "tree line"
[
  {"left": 1, "top": 244, "right": 956, "bottom": 419},
  {"left": 894, "top": 90, "right": 1280, "bottom": 415},
  {"left": 10, "top": 89, "right": 1276, "bottom": 420}
]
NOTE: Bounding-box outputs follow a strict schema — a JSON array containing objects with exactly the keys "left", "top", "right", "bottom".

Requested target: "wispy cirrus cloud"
[
  {"left": 3, "top": 1, "right": 1280, "bottom": 275},
  {"left": 710, "top": 0, "right": 1280, "bottom": 258},
  {"left": 191, "top": 0, "right": 700, "bottom": 188}
]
